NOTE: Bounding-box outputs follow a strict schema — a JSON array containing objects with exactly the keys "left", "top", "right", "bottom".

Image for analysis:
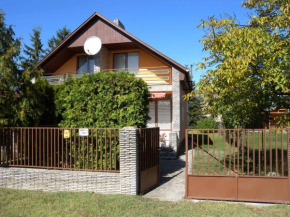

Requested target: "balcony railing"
[{"left": 42, "top": 67, "right": 171, "bottom": 86}]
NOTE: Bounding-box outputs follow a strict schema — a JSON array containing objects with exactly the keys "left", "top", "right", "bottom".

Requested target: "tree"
[
  {"left": 21, "top": 26, "right": 45, "bottom": 71},
  {"left": 188, "top": 82, "right": 204, "bottom": 127},
  {"left": 46, "top": 26, "right": 71, "bottom": 53},
  {"left": 188, "top": 0, "right": 290, "bottom": 128},
  {"left": 0, "top": 11, "right": 54, "bottom": 127},
  {"left": 0, "top": 10, "right": 22, "bottom": 126}
]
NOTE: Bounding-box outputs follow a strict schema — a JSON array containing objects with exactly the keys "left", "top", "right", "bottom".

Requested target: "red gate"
[
  {"left": 185, "top": 129, "right": 290, "bottom": 203},
  {"left": 139, "top": 127, "right": 160, "bottom": 194}
]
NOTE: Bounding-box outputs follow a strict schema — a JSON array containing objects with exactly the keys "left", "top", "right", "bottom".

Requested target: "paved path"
[{"left": 144, "top": 150, "right": 193, "bottom": 202}]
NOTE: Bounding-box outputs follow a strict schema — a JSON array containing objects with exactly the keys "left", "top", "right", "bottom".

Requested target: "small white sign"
[{"left": 79, "top": 128, "right": 89, "bottom": 136}]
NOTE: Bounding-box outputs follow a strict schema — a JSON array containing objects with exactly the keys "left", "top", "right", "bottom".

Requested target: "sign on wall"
[{"left": 79, "top": 128, "right": 89, "bottom": 136}]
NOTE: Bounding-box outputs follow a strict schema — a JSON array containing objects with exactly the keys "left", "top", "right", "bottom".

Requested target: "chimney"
[{"left": 113, "top": 19, "right": 125, "bottom": 30}]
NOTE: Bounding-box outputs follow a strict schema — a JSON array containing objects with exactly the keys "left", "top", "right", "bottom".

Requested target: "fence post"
[{"left": 119, "top": 127, "right": 139, "bottom": 195}]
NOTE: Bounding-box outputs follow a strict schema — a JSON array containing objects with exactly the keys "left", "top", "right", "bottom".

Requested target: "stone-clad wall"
[
  {"left": 119, "top": 127, "right": 139, "bottom": 195},
  {"left": 0, "top": 127, "right": 140, "bottom": 195},
  {"left": 0, "top": 167, "right": 120, "bottom": 193}
]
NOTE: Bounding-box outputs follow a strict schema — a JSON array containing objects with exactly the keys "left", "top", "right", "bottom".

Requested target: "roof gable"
[{"left": 37, "top": 12, "right": 189, "bottom": 74}]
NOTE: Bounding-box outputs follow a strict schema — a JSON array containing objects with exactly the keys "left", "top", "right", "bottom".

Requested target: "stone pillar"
[
  {"left": 171, "top": 67, "right": 181, "bottom": 152},
  {"left": 119, "top": 127, "right": 139, "bottom": 195}
]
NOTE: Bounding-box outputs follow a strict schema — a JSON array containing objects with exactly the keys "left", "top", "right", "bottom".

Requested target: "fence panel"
[
  {"left": 186, "top": 128, "right": 290, "bottom": 203},
  {"left": 139, "top": 127, "right": 159, "bottom": 194},
  {"left": 0, "top": 127, "right": 120, "bottom": 172}
]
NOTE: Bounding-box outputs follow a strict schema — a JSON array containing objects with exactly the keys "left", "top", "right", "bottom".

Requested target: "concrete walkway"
[{"left": 144, "top": 150, "right": 193, "bottom": 202}]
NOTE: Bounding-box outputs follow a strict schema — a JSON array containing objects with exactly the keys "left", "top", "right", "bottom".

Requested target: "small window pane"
[
  {"left": 127, "top": 52, "right": 139, "bottom": 71},
  {"left": 157, "top": 101, "right": 171, "bottom": 130},
  {"left": 147, "top": 101, "right": 156, "bottom": 128},
  {"left": 113, "top": 53, "right": 126, "bottom": 70},
  {"left": 77, "top": 56, "right": 87, "bottom": 74}
]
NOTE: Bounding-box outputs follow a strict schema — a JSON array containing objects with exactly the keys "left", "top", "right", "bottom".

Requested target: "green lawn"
[
  {"left": 0, "top": 188, "right": 289, "bottom": 217},
  {"left": 188, "top": 130, "right": 288, "bottom": 176}
]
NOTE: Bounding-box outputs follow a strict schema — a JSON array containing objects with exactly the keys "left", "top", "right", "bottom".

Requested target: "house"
[{"left": 36, "top": 12, "right": 191, "bottom": 155}]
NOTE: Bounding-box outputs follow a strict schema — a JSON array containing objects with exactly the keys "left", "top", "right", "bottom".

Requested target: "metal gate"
[
  {"left": 139, "top": 127, "right": 160, "bottom": 194},
  {"left": 185, "top": 129, "right": 290, "bottom": 203}
]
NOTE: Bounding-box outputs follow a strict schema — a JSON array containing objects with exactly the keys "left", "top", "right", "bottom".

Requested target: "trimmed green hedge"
[{"left": 55, "top": 71, "right": 150, "bottom": 128}]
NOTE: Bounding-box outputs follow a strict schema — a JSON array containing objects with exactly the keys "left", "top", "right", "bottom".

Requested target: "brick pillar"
[{"left": 119, "top": 127, "right": 139, "bottom": 195}]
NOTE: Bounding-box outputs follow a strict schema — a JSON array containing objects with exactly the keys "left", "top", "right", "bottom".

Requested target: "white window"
[
  {"left": 147, "top": 101, "right": 156, "bottom": 128},
  {"left": 157, "top": 101, "right": 171, "bottom": 130}
]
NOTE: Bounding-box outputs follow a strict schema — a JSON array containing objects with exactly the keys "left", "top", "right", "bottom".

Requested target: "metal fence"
[
  {"left": 0, "top": 127, "right": 120, "bottom": 172},
  {"left": 186, "top": 128, "right": 290, "bottom": 203},
  {"left": 138, "top": 127, "right": 160, "bottom": 194},
  {"left": 187, "top": 129, "right": 289, "bottom": 177}
]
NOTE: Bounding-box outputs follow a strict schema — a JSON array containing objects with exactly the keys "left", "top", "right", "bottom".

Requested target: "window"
[
  {"left": 77, "top": 54, "right": 100, "bottom": 74},
  {"left": 147, "top": 102, "right": 156, "bottom": 128},
  {"left": 113, "top": 52, "right": 139, "bottom": 71},
  {"left": 146, "top": 100, "right": 171, "bottom": 130},
  {"left": 157, "top": 101, "right": 171, "bottom": 130}
]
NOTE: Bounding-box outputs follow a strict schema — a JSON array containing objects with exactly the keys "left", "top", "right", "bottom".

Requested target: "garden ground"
[{"left": 0, "top": 188, "right": 289, "bottom": 217}]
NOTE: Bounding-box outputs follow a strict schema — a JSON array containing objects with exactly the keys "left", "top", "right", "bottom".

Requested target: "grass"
[
  {"left": 0, "top": 188, "right": 289, "bottom": 217},
  {"left": 188, "top": 129, "right": 288, "bottom": 176}
]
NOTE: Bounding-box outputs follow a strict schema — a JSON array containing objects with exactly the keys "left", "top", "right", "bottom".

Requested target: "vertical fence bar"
[
  {"left": 242, "top": 129, "right": 244, "bottom": 174},
  {"left": 38, "top": 129, "right": 41, "bottom": 167},
  {"left": 51, "top": 129, "right": 53, "bottom": 168},
  {"left": 233, "top": 130, "right": 236, "bottom": 174},
  {"left": 54, "top": 129, "right": 56, "bottom": 168},
  {"left": 237, "top": 129, "right": 240, "bottom": 175},
  {"left": 91, "top": 129, "right": 94, "bottom": 170},
  {"left": 229, "top": 130, "right": 231, "bottom": 175},
  {"left": 110, "top": 129, "right": 112, "bottom": 171},
  {"left": 74, "top": 129, "right": 76, "bottom": 169},
  {"left": 223, "top": 129, "right": 226, "bottom": 175},
  {"left": 270, "top": 129, "right": 272, "bottom": 176},
  {"left": 196, "top": 130, "right": 199, "bottom": 175},
  {"left": 207, "top": 130, "right": 210, "bottom": 174},
  {"left": 281, "top": 129, "right": 284, "bottom": 176},
  {"left": 264, "top": 129, "right": 267, "bottom": 176},
  {"left": 114, "top": 129, "right": 116, "bottom": 171},
  {"left": 58, "top": 128, "right": 60, "bottom": 168},
  {"left": 96, "top": 129, "right": 98, "bottom": 170},
  {"left": 202, "top": 130, "right": 204, "bottom": 174},
  {"left": 218, "top": 129, "right": 220, "bottom": 174},
  {"left": 87, "top": 133, "right": 89, "bottom": 170},
  {"left": 78, "top": 130, "right": 81, "bottom": 169},
  {"left": 100, "top": 129, "right": 103, "bottom": 171},
  {"left": 247, "top": 130, "right": 250, "bottom": 175},
  {"left": 253, "top": 130, "right": 255, "bottom": 176},
  {"left": 275, "top": 129, "right": 278, "bottom": 176},
  {"left": 62, "top": 129, "right": 64, "bottom": 169},
  {"left": 28, "top": 128, "right": 30, "bottom": 166},
  {"left": 213, "top": 130, "right": 215, "bottom": 175},
  {"left": 191, "top": 129, "right": 194, "bottom": 175},
  {"left": 105, "top": 129, "right": 107, "bottom": 170},
  {"left": 258, "top": 130, "right": 261, "bottom": 176}
]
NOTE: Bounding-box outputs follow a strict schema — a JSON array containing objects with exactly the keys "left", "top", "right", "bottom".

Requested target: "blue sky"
[{"left": 1, "top": 0, "right": 251, "bottom": 82}]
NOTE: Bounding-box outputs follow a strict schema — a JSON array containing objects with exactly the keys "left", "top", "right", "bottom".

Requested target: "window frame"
[{"left": 113, "top": 51, "right": 139, "bottom": 71}]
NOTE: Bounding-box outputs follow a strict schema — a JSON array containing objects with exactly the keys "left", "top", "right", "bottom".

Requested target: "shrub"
[
  {"left": 56, "top": 71, "right": 150, "bottom": 128},
  {"left": 194, "top": 117, "right": 217, "bottom": 129},
  {"left": 55, "top": 72, "right": 150, "bottom": 169}
]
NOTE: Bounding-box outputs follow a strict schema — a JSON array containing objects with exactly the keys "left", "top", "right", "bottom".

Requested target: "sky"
[{"left": 1, "top": 0, "right": 251, "bottom": 82}]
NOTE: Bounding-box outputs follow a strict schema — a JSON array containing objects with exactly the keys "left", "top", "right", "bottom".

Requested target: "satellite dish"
[{"left": 84, "top": 36, "right": 102, "bottom": 55}]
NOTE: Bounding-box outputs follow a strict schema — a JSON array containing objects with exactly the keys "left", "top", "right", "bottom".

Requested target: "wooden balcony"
[{"left": 42, "top": 67, "right": 172, "bottom": 86}]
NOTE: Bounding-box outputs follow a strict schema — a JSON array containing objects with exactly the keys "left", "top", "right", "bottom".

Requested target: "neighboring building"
[{"left": 37, "top": 12, "right": 191, "bottom": 155}]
